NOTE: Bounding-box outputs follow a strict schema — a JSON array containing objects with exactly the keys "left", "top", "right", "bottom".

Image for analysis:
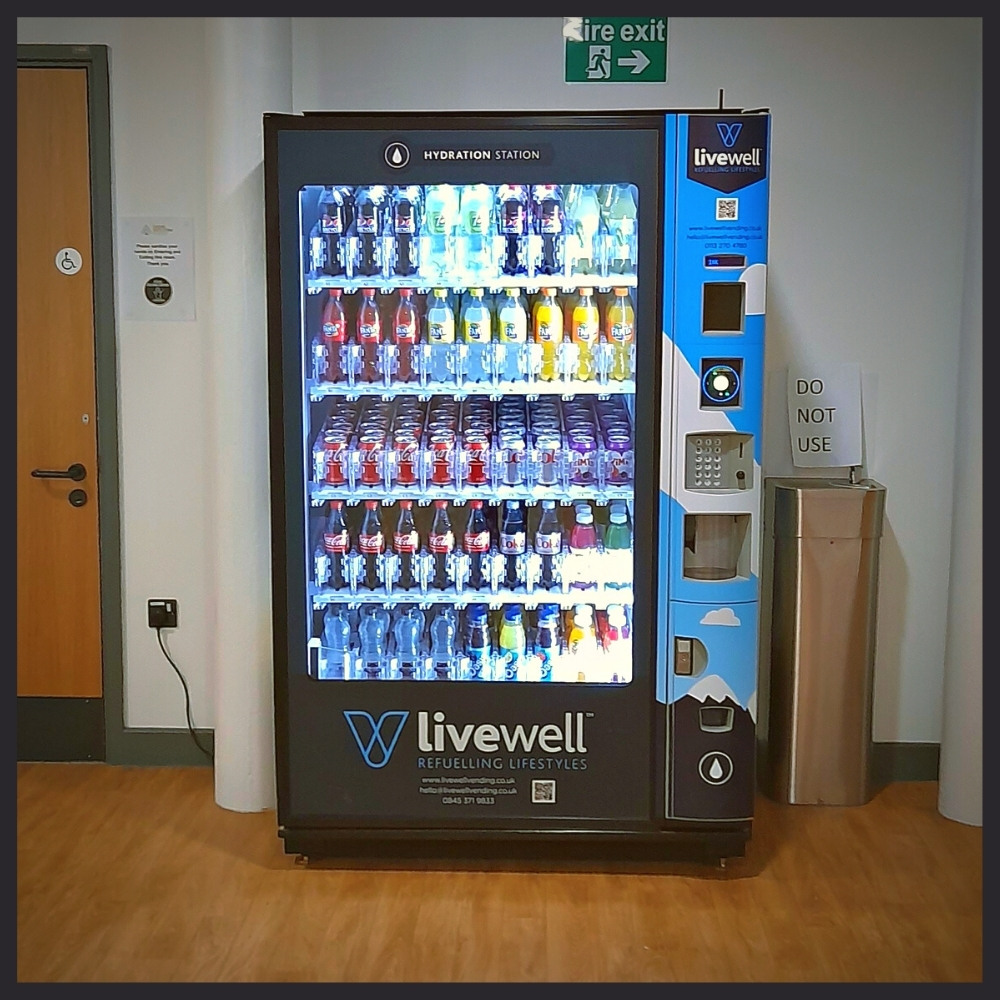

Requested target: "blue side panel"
[{"left": 659, "top": 112, "right": 770, "bottom": 822}]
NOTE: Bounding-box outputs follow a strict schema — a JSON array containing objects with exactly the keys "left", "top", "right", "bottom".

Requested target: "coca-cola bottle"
[
  {"left": 321, "top": 499, "right": 350, "bottom": 590},
  {"left": 358, "top": 500, "right": 384, "bottom": 591},
  {"left": 429, "top": 500, "right": 455, "bottom": 591},
  {"left": 463, "top": 499, "right": 490, "bottom": 590},
  {"left": 392, "top": 288, "right": 420, "bottom": 384},
  {"left": 500, "top": 500, "right": 526, "bottom": 590},
  {"left": 318, "top": 287, "right": 346, "bottom": 383},
  {"left": 393, "top": 500, "right": 419, "bottom": 591},
  {"left": 534, "top": 499, "right": 562, "bottom": 589}
]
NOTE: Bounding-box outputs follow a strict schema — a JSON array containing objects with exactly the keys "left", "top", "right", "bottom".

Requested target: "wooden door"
[{"left": 17, "top": 67, "right": 103, "bottom": 701}]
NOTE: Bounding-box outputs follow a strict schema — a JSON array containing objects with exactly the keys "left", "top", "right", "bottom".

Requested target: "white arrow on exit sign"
[{"left": 618, "top": 49, "right": 650, "bottom": 74}]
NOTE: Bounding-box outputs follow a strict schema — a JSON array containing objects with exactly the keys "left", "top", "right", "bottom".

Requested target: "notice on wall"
[
  {"left": 121, "top": 217, "right": 195, "bottom": 321},
  {"left": 787, "top": 363, "right": 863, "bottom": 467}
]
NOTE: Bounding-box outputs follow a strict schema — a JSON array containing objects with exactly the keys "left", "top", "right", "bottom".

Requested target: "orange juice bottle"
[
  {"left": 605, "top": 286, "right": 635, "bottom": 381},
  {"left": 571, "top": 287, "right": 599, "bottom": 381},
  {"left": 532, "top": 287, "right": 563, "bottom": 381}
]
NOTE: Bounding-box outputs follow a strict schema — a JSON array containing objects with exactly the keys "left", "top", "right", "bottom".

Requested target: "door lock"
[{"left": 68, "top": 489, "right": 88, "bottom": 507}]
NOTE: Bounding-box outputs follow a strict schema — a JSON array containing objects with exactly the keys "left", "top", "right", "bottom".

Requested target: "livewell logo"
[
  {"left": 716, "top": 121, "right": 743, "bottom": 148},
  {"left": 687, "top": 116, "right": 768, "bottom": 193},
  {"left": 343, "top": 710, "right": 409, "bottom": 768}
]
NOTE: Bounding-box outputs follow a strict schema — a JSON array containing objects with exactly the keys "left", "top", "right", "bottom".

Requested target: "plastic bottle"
[
  {"left": 393, "top": 500, "right": 419, "bottom": 591},
  {"left": 392, "top": 288, "right": 419, "bottom": 383},
  {"left": 393, "top": 605, "right": 425, "bottom": 678},
  {"left": 603, "top": 502, "right": 632, "bottom": 590},
  {"left": 311, "top": 186, "right": 348, "bottom": 276},
  {"left": 316, "top": 287, "right": 346, "bottom": 383},
  {"left": 352, "top": 185, "right": 387, "bottom": 277},
  {"left": 464, "top": 604, "right": 492, "bottom": 679},
  {"left": 568, "top": 603, "right": 598, "bottom": 658},
  {"left": 422, "top": 183, "right": 459, "bottom": 280},
  {"left": 532, "top": 184, "right": 565, "bottom": 276},
  {"left": 496, "top": 183, "right": 529, "bottom": 276},
  {"left": 356, "top": 287, "right": 382, "bottom": 383},
  {"left": 534, "top": 500, "right": 562, "bottom": 589},
  {"left": 498, "top": 605, "right": 527, "bottom": 680},
  {"left": 603, "top": 604, "right": 631, "bottom": 652},
  {"left": 534, "top": 604, "right": 561, "bottom": 681},
  {"left": 322, "top": 605, "right": 351, "bottom": 678},
  {"left": 321, "top": 499, "right": 350, "bottom": 590},
  {"left": 429, "top": 500, "right": 454, "bottom": 591},
  {"left": 499, "top": 500, "right": 526, "bottom": 590},
  {"left": 568, "top": 502, "right": 598, "bottom": 589},
  {"left": 390, "top": 184, "right": 421, "bottom": 277},
  {"left": 460, "top": 287, "right": 492, "bottom": 383},
  {"left": 458, "top": 183, "right": 494, "bottom": 277},
  {"left": 496, "top": 287, "right": 527, "bottom": 382},
  {"left": 425, "top": 287, "right": 455, "bottom": 383},
  {"left": 571, "top": 287, "right": 600, "bottom": 381},
  {"left": 358, "top": 500, "right": 385, "bottom": 591},
  {"left": 602, "top": 183, "right": 638, "bottom": 275},
  {"left": 606, "top": 286, "right": 635, "bottom": 381},
  {"left": 463, "top": 499, "right": 491, "bottom": 590},
  {"left": 359, "top": 605, "right": 390, "bottom": 676},
  {"left": 565, "top": 183, "right": 603, "bottom": 275},
  {"left": 429, "top": 606, "right": 458, "bottom": 677},
  {"left": 532, "top": 287, "right": 563, "bottom": 382}
]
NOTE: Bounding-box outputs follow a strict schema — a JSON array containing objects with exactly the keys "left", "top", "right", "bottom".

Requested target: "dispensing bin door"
[{"left": 759, "top": 478, "right": 886, "bottom": 806}]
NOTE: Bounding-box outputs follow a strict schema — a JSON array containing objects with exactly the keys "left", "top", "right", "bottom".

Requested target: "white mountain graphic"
[{"left": 684, "top": 673, "right": 741, "bottom": 708}]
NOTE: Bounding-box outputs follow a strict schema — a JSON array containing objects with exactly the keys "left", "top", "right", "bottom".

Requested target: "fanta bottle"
[
  {"left": 532, "top": 287, "right": 563, "bottom": 381},
  {"left": 605, "top": 286, "right": 635, "bottom": 381},
  {"left": 571, "top": 287, "right": 599, "bottom": 381}
]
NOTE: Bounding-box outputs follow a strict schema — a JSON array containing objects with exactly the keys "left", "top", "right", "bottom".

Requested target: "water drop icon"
[
  {"left": 709, "top": 757, "right": 724, "bottom": 780},
  {"left": 391, "top": 147, "right": 402, "bottom": 164}
]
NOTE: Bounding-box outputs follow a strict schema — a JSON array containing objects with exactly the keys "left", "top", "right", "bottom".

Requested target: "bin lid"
[{"left": 767, "top": 478, "right": 886, "bottom": 539}]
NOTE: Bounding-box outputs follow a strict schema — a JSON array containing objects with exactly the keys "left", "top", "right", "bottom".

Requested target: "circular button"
[{"left": 702, "top": 364, "right": 741, "bottom": 404}]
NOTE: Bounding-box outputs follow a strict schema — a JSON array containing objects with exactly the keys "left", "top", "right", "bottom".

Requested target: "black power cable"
[{"left": 155, "top": 627, "right": 214, "bottom": 763}]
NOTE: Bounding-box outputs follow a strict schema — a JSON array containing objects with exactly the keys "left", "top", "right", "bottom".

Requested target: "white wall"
[{"left": 17, "top": 17, "right": 981, "bottom": 747}]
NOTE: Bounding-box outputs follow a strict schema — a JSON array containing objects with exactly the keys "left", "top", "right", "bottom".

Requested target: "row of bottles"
[
  {"left": 313, "top": 601, "right": 632, "bottom": 683},
  {"left": 307, "top": 182, "right": 638, "bottom": 283},
  {"left": 314, "top": 498, "right": 633, "bottom": 597},
  {"left": 311, "top": 394, "right": 634, "bottom": 495},
  {"left": 310, "top": 285, "right": 635, "bottom": 387}
]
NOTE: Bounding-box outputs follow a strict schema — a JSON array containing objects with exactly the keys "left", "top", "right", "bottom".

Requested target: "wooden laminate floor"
[{"left": 16, "top": 763, "right": 982, "bottom": 982}]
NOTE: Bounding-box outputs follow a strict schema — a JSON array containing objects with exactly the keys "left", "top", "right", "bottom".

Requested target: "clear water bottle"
[
  {"left": 393, "top": 605, "right": 425, "bottom": 678},
  {"left": 429, "top": 606, "right": 458, "bottom": 678},
  {"left": 359, "top": 605, "right": 390, "bottom": 677},
  {"left": 322, "top": 605, "right": 351, "bottom": 679}
]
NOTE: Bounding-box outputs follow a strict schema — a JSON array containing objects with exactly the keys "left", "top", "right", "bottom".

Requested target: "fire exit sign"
[{"left": 564, "top": 17, "right": 668, "bottom": 84}]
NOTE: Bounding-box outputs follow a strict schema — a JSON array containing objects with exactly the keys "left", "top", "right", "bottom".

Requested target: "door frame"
[{"left": 17, "top": 43, "right": 212, "bottom": 765}]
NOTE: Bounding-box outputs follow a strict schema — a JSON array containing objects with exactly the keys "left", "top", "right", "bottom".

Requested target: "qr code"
[
  {"left": 716, "top": 198, "right": 738, "bottom": 221},
  {"left": 532, "top": 780, "right": 556, "bottom": 804}
]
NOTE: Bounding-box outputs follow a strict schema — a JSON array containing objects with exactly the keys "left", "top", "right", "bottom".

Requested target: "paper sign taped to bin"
[{"left": 787, "top": 364, "right": 862, "bottom": 467}]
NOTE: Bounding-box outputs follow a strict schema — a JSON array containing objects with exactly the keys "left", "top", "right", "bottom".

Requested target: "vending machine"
[{"left": 263, "top": 109, "right": 770, "bottom": 863}]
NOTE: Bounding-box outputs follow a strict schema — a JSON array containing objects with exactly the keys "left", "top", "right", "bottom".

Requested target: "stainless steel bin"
[{"left": 758, "top": 478, "right": 886, "bottom": 805}]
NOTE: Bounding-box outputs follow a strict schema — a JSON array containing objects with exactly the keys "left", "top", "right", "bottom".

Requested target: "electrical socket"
[{"left": 147, "top": 599, "right": 178, "bottom": 629}]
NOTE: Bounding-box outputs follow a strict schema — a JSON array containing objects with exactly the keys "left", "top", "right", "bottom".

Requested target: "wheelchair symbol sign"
[{"left": 54, "top": 248, "right": 83, "bottom": 275}]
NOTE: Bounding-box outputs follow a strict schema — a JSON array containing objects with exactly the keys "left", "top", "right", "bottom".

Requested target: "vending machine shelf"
[
  {"left": 308, "top": 379, "right": 636, "bottom": 401},
  {"left": 309, "top": 483, "right": 635, "bottom": 506},
  {"left": 310, "top": 585, "right": 635, "bottom": 611}
]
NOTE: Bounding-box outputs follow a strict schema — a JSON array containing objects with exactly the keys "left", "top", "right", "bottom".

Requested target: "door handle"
[{"left": 31, "top": 463, "right": 87, "bottom": 482}]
